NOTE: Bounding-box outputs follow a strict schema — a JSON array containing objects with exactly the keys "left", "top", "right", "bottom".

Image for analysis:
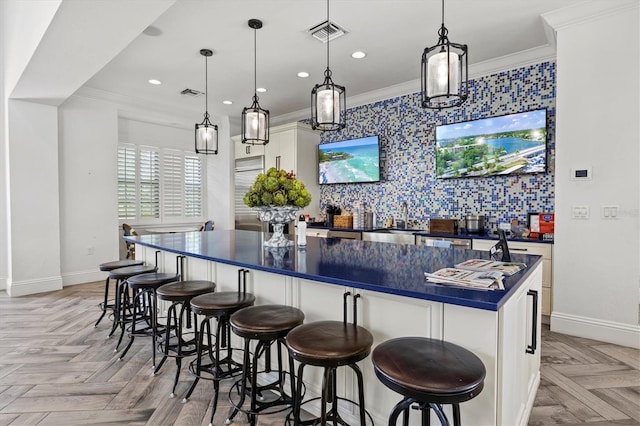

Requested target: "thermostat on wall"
[{"left": 570, "top": 167, "right": 591, "bottom": 180}]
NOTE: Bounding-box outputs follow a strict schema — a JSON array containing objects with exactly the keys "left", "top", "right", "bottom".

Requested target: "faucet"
[{"left": 400, "top": 202, "right": 408, "bottom": 229}]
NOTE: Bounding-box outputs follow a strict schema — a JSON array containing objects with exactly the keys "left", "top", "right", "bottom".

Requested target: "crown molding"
[
  {"left": 272, "top": 44, "right": 557, "bottom": 126},
  {"left": 542, "top": 0, "right": 638, "bottom": 31}
]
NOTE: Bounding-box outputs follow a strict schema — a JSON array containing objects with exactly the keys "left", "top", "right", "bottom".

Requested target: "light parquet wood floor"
[{"left": 0, "top": 281, "right": 638, "bottom": 425}]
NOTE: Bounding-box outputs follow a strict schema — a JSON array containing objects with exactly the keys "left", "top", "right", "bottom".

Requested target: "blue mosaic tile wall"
[{"left": 313, "top": 61, "right": 556, "bottom": 232}]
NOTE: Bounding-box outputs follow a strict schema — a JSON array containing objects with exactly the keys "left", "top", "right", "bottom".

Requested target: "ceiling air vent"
[
  {"left": 308, "top": 20, "right": 347, "bottom": 43},
  {"left": 180, "top": 88, "right": 203, "bottom": 97}
]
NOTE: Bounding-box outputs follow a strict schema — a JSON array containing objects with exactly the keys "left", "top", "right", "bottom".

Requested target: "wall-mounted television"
[
  {"left": 435, "top": 108, "right": 547, "bottom": 179},
  {"left": 318, "top": 135, "right": 380, "bottom": 184}
]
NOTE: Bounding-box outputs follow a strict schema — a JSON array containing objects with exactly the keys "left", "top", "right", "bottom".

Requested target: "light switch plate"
[
  {"left": 602, "top": 205, "right": 619, "bottom": 219},
  {"left": 572, "top": 205, "right": 589, "bottom": 219},
  {"left": 571, "top": 167, "right": 592, "bottom": 180}
]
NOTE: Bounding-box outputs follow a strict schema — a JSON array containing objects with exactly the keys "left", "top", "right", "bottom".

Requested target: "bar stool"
[
  {"left": 182, "top": 269, "right": 255, "bottom": 425},
  {"left": 286, "top": 292, "right": 373, "bottom": 426},
  {"left": 153, "top": 279, "right": 216, "bottom": 397},
  {"left": 107, "top": 264, "right": 158, "bottom": 346},
  {"left": 227, "top": 304, "right": 305, "bottom": 426},
  {"left": 117, "top": 271, "right": 180, "bottom": 367},
  {"left": 371, "top": 337, "right": 486, "bottom": 426},
  {"left": 95, "top": 259, "right": 144, "bottom": 328}
]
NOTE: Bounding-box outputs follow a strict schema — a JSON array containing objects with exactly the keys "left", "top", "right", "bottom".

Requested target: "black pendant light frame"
[
  {"left": 195, "top": 48, "right": 219, "bottom": 154},
  {"left": 241, "top": 19, "right": 270, "bottom": 146},
  {"left": 421, "top": 0, "right": 468, "bottom": 109},
  {"left": 311, "top": 0, "right": 346, "bottom": 131}
]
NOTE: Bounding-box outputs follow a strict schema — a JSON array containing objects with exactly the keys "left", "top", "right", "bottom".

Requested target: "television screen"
[
  {"left": 435, "top": 109, "right": 547, "bottom": 179},
  {"left": 318, "top": 135, "right": 380, "bottom": 184}
]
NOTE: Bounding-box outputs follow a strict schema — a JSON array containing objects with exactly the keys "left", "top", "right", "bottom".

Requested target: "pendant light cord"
[
  {"left": 204, "top": 55, "right": 209, "bottom": 116},
  {"left": 253, "top": 25, "right": 258, "bottom": 100},
  {"left": 326, "top": 0, "right": 330, "bottom": 73}
]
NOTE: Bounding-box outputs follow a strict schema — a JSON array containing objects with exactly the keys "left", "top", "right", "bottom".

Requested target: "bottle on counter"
[{"left": 297, "top": 216, "right": 307, "bottom": 247}]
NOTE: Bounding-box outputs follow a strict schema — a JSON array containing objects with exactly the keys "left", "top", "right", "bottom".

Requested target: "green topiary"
[{"left": 243, "top": 167, "right": 312, "bottom": 208}]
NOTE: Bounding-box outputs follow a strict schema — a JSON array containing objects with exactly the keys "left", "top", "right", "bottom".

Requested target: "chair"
[
  {"left": 371, "top": 337, "right": 485, "bottom": 425},
  {"left": 227, "top": 304, "right": 304, "bottom": 426},
  {"left": 95, "top": 259, "right": 144, "bottom": 328},
  {"left": 122, "top": 223, "right": 138, "bottom": 259},
  {"left": 198, "top": 220, "right": 214, "bottom": 231},
  {"left": 286, "top": 292, "right": 373, "bottom": 425}
]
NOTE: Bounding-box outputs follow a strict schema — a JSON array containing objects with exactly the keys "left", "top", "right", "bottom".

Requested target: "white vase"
[{"left": 255, "top": 205, "right": 300, "bottom": 247}]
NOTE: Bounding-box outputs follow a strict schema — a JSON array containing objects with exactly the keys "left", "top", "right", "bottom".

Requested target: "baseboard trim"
[
  {"left": 550, "top": 312, "right": 640, "bottom": 349},
  {"left": 62, "top": 270, "right": 105, "bottom": 287},
  {"left": 8, "top": 276, "right": 63, "bottom": 297},
  {"left": 0, "top": 276, "right": 6, "bottom": 291}
]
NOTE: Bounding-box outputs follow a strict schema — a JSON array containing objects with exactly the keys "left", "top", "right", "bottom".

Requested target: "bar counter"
[
  {"left": 125, "top": 229, "right": 542, "bottom": 311},
  {"left": 125, "top": 229, "right": 542, "bottom": 426}
]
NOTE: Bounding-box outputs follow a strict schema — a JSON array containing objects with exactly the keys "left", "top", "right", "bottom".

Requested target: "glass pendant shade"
[
  {"left": 242, "top": 98, "right": 269, "bottom": 145},
  {"left": 195, "top": 48, "right": 218, "bottom": 154},
  {"left": 242, "top": 19, "right": 269, "bottom": 145},
  {"left": 311, "top": 75, "right": 346, "bottom": 131},
  {"left": 310, "top": 0, "right": 346, "bottom": 132},
  {"left": 421, "top": 0, "right": 468, "bottom": 110},
  {"left": 195, "top": 115, "right": 218, "bottom": 154}
]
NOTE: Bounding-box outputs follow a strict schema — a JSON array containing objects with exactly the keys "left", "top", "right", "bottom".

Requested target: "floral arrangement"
[{"left": 243, "top": 167, "right": 311, "bottom": 208}]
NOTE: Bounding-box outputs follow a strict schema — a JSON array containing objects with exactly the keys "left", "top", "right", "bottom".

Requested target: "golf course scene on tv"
[{"left": 435, "top": 109, "right": 547, "bottom": 179}]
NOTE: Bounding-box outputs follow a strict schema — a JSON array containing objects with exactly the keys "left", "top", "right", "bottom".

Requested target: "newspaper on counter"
[
  {"left": 424, "top": 268, "right": 505, "bottom": 290},
  {"left": 454, "top": 259, "right": 526, "bottom": 276}
]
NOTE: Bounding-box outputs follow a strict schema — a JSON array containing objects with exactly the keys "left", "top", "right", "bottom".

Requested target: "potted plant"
[{"left": 244, "top": 167, "right": 311, "bottom": 246}]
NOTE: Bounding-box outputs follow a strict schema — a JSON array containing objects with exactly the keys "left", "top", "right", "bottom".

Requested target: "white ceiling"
[{"left": 81, "top": 0, "right": 598, "bottom": 133}]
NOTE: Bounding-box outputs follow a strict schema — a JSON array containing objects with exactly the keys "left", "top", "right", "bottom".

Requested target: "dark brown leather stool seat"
[
  {"left": 154, "top": 280, "right": 216, "bottom": 397},
  {"left": 227, "top": 304, "right": 305, "bottom": 426},
  {"left": 117, "top": 272, "right": 180, "bottom": 367},
  {"left": 181, "top": 289, "right": 256, "bottom": 424},
  {"left": 286, "top": 319, "right": 374, "bottom": 425},
  {"left": 95, "top": 259, "right": 144, "bottom": 328},
  {"left": 371, "top": 337, "right": 486, "bottom": 425}
]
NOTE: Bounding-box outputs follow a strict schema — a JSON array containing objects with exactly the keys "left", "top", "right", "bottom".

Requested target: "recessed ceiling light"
[
  {"left": 351, "top": 51, "right": 366, "bottom": 59},
  {"left": 143, "top": 25, "right": 163, "bottom": 37},
  {"left": 148, "top": 79, "right": 162, "bottom": 85},
  {"left": 256, "top": 87, "right": 267, "bottom": 93},
  {"left": 223, "top": 100, "right": 233, "bottom": 105},
  {"left": 297, "top": 71, "right": 310, "bottom": 78}
]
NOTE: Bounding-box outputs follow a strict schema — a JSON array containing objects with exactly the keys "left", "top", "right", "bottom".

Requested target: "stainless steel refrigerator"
[{"left": 234, "top": 156, "right": 264, "bottom": 231}]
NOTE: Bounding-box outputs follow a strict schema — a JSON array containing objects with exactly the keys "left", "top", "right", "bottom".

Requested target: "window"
[{"left": 117, "top": 144, "right": 204, "bottom": 223}]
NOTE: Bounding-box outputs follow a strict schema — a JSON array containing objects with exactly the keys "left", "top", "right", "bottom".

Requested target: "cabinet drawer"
[
  {"left": 472, "top": 239, "right": 552, "bottom": 259},
  {"left": 306, "top": 229, "right": 328, "bottom": 238}
]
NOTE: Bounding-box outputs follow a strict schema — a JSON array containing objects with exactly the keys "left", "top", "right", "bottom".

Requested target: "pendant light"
[
  {"left": 242, "top": 19, "right": 269, "bottom": 145},
  {"left": 311, "top": 0, "right": 346, "bottom": 131},
  {"left": 421, "top": 0, "right": 468, "bottom": 109},
  {"left": 195, "top": 48, "right": 218, "bottom": 154}
]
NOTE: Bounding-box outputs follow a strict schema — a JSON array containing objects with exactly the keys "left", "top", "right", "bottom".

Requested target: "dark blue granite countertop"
[{"left": 125, "top": 230, "right": 543, "bottom": 311}]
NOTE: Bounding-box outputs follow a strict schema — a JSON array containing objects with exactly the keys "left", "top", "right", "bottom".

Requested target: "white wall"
[
  {"left": 58, "top": 96, "right": 119, "bottom": 285},
  {"left": 0, "top": 1, "right": 7, "bottom": 291},
  {"left": 7, "top": 99, "right": 62, "bottom": 296},
  {"left": 552, "top": 3, "right": 640, "bottom": 348}
]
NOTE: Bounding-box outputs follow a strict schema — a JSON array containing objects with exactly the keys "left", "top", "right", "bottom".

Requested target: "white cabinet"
[
  {"left": 233, "top": 135, "right": 265, "bottom": 160},
  {"left": 473, "top": 238, "right": 553, "bottom": 316},
  {"left": 262, "top": 123, "right": 321, "bottom": 218},
  {"left": 305, "top": 228, "right": 328, "bottom": 238},
  {"left": 444, "top": 263, "right": 542, "bottom": 426}
]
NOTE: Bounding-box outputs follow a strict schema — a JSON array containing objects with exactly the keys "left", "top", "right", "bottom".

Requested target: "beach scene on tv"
[
  {"left": 318, "top": 136, "right": 380, "bottom": 184},
  {"left": 435, "top": 109, "right": 547, "bottom": 179}
]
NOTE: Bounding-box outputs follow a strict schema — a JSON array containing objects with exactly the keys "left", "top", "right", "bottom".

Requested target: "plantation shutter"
[
  {"left": 184, "top": 154, "right": 203, "bottom": 217},
  {"left": 117, "top": 145, "right": 137, "bottom": 219},
  {"left": 163, "top": 151, "right": 183, "bottom": 218},
  {"left": 139, "top": 148, "right": 160, "bottom": 219}
]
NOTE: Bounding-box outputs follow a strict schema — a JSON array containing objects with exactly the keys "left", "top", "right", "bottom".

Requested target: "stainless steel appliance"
[
  {"left": 465, "top": 215, "right": 485, "bottom": 234},
  {"left": 234, "top": 156, "right": 264, "bottom": 231},
  {"left": 416, "top": 235, "right": 472, "bottom": 249}
]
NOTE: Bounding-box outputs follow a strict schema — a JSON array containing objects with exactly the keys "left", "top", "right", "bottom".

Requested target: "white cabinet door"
[
  {"left": 358, "top": 289, "right": 443, "bottom": 425},
  {"left": 496, "top": 264, "right": 542, "bottom": 425},
  {"left": 234, "top": 135, "right": 265, "bottom": 160}
]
